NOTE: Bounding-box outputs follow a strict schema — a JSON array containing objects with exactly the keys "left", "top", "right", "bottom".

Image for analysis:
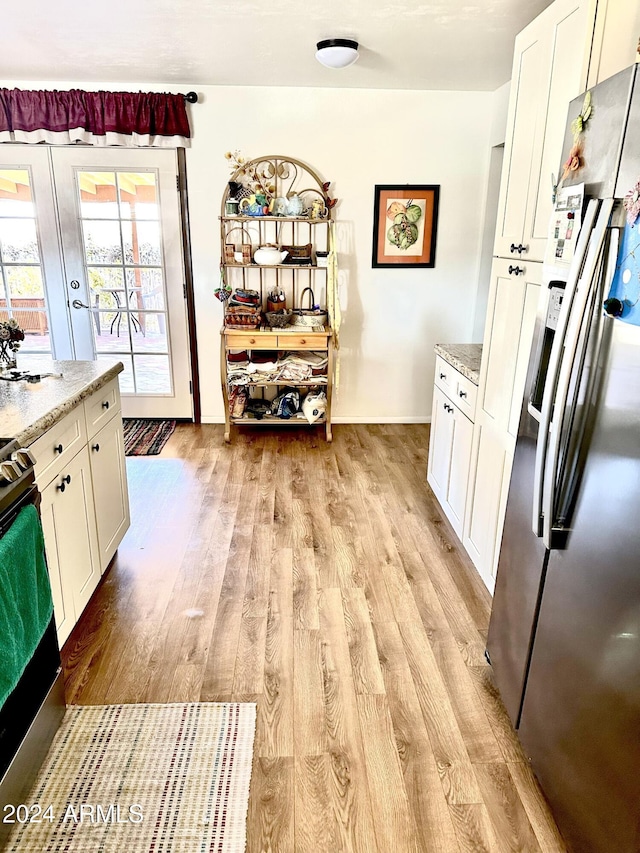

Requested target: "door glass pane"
[
  {"left": 121, "top": 219, "right": 161, "bottom": 264},
  {"left": 0, "top": 219, "right": 40, "bottom": 263},
  {"left": 0, "top": 168, "right": 53, "bottom": 358},
  {"left": 131, "top": 313, "right": 167, "bottom": 353},
  {"left": 118, "top": 172, "right": 158, "bottom": 219},
  {"left": 134, "top": 355, "right": 171, "bottom": 394},
  {"left": 83, "top": 220, "right": 123, "bottom": 263},
  {"left": 76, "top": 168, "right": 172, "bottom": 396},
  {"left": 78, "top": 173, "right": 119, "bottom": 219}
]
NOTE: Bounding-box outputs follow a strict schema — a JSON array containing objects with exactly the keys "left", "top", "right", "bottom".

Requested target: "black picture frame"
[{"left": 372, "top": 184, "right": 440, "bottom": 268}]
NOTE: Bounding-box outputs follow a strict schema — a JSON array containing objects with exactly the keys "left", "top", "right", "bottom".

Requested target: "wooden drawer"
[
  {"left": 226, "top": 332, "right": 278, "bottom": 348},
  {"left": 278, "top": 332, "right": 327, "bottom": 349},
  {"left": 30, "top": 406, "right": 87, "bottom": 488},
  {"left": 85, "top": 377, "right": 121, "bottom": 439},
  {"left": 434, "top": 356, "right": 457, "bottom": 398},
  {"left": 454, "top": 373, "right": 478, "bottom": 421}
]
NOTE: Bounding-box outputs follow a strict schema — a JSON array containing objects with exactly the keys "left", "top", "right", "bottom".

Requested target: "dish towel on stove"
[{"left": 0, "top": 504, "right": 53, "bottom": 708}]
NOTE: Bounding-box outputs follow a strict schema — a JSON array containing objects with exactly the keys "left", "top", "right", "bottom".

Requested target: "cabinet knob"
[
  {"left": 508, "top": 265, "right": 524, "bottom": 276},
  {"left": 56, "top": 474, "right": 71, "bottom": 492},
  {"left": 54, "top": 443, "right": 63, "bottom": 454},
  {"left": 299, "top": 339, "right": 306, "bottom": 345},
  {"left": 439, "top": 372, "right": 446, "bottom": 380},
  {"left": 443, "top": 403, "right": 453, "bottom": 413},
  {"left": 510, "top": 243, "right": 528, "bottom": 255},
  {"left": 459, "top": 390, "right": 467, "bottom": 398},
  {"left": 249, "top": 338, "right": 256, "bottom": 344},
  {"left": 92, "top": 443, "right": 100, "bottom": 452},
  {"left": 102, "top": 400, "right": 110, "bottom": 410}
]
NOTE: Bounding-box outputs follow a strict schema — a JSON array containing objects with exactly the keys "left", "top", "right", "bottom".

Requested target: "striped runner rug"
[
  {"left": 123, "top": 419, "right": 176, "bottom": 456},
  {"left": 3, "top": 703, "right": 256, "bottom": 852}
]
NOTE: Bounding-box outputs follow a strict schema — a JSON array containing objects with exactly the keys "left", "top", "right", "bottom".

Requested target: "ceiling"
[{"left": 3, "top": 0, "right": 553, "bottom": 92}]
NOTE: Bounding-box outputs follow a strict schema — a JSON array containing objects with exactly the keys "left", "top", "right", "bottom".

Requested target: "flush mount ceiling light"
[{"left": 315, "top": 38, "right": 359, "bottom": 69}]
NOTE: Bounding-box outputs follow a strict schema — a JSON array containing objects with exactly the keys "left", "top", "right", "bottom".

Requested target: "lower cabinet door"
[
  {"left": 463, "top": 414, "right": 515, "bottom": 592},
  {"left": 89, "top": 414, "right": 130, "bottom": 573},
  {"left": 40, "top": 446, "right": 100, "bottom": 646},
  {"left": 446, "top": 406, "right": 473, "bottom": 532},
  {"left": 427, "top": 386, "right": 455, "bottom": 502},
  {"left": 428, "top": 386, "right": 473, "bottom": 538}
]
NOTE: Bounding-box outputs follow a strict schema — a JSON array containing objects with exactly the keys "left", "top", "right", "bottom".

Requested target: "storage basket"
[
  {"left": 224, "top": 225, "right": 253, "bottom": 265},
  {"left": 225, "top": 305, "right": 261, "bottom": 330},
  {"left": 290, "top": 287, "right": 328, "bottom": 327},
  {"left": 265, "top": 309, "right": 293, "bottom": 328}
]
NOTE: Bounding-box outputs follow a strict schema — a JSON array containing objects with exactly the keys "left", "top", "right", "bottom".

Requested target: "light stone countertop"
[
  {"left": 0, "top": 358, "right": 123, "bottom": 446},
  {"left": 434, "top": 344, "right": 483, "bottom": 385}
]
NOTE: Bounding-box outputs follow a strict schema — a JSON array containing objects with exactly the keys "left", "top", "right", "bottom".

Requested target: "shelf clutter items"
[{"left": 219, "top": 154, "right": 339, "bottom": 442}]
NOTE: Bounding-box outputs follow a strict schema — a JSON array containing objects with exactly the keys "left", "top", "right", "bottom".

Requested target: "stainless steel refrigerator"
[{"left": 487, "top": 64, "right": 640, "bottom": 853}]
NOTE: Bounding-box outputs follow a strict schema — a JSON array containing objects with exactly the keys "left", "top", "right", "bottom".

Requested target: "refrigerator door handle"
[
  {"left": 541, "top": 198, "right": 614, "bottom": 549},
  {"left": 531, "top": 198, "right": 601, "bottom": 536}
]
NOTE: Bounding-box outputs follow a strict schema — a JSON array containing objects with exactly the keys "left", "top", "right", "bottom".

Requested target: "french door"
[{"left": 0, "top": 146, "right": 192, "bottom": 419}]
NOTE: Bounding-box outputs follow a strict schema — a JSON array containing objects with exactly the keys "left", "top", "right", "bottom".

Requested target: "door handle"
[
  {"left": 531, "top": 199, "right": 601, "bottom": 537},
  {"left": 72, "top": 299, "right": 90, "bottom": 310},
  {"left": 541, "top": 200, "right": 613, "bottom": 548}
]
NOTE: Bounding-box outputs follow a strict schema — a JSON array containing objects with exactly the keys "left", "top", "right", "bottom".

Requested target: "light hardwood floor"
[{"left": 61, "top": 423, "right": 567, "bottom": 853}]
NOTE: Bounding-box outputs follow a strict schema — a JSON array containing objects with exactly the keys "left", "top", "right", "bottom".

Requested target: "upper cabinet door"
[
  {"left": 494, "top": 0, "right": 597, "bottom": 262},
  {"left": 588, "top": 0, "right": 640, "bottom": 87}
]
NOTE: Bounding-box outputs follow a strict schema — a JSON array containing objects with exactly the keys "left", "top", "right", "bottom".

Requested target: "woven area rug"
[
  {"left": 123, "top": 419, "right": 176, "bottom": 455},
  {"left": 4, "top": 702, "right": 256, "bottom": 853}
]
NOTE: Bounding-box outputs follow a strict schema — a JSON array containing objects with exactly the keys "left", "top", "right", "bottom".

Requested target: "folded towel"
[{"left": 0, "top": 504, "right": 54, "bottom": 708}]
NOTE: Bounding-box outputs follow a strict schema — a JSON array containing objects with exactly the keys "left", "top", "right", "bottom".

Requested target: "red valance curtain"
[{"left": 0, "top": 89, "right": 191, "bottom": 147}]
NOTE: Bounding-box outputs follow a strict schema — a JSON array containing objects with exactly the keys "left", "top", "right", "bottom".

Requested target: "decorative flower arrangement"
[
  {"left": 0, "top": 318, "right": 25, "bottom": 366},
  {"left": 623, "top": 179, "right": 640, "bottom": 227},
  {"left": 224, "top": 150, "right": 275, "bottom": 201}
]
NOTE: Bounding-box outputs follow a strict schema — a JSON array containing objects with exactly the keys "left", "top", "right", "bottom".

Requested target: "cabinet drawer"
[
  {"left": 434, "top": 356, "right": 457, "bottom": 398},
  {"left": 30, "top": 407, "right": 87, "bottom": 488},
  {"left": 454, "top": 373, "right": 478, "bottom": 421},
  {"left": 85, "top": 377, "right": 121, "bottom": 438},
  {"left": 278, "top": 332, "right": 327, "bottom": 349},
  {"left": 226, "top": 332, "right": 278, "bottom": 348}
]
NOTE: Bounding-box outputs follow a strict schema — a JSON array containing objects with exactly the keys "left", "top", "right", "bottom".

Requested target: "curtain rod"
[{"left": 183, "top": 92, "right": 198, "bottom": 103}]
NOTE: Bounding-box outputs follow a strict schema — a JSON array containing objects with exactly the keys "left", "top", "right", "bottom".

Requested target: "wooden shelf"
[{"left": 230, "top": 414, "right": 326, "bottom": 426}]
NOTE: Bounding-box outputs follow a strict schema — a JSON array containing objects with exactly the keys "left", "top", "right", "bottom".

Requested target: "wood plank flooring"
[{"left": 61, "top": 423, "right": 566, "bottom": 853}]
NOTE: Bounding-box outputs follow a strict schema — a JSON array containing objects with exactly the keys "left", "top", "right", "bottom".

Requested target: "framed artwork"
[{"left": 372, "top": 184, "right": 440, "bottom": 268}]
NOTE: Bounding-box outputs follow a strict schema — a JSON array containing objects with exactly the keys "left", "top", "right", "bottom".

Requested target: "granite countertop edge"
[
  {"left": 4, "top": 361, "right": 124, "bottom": 447},
  {"left": 434, "top": 343, "right": 482, "bottom": 385}
]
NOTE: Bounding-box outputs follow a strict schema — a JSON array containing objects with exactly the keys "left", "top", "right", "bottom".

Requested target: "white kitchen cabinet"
[
  {"left": 463, "top": 417, "right": 514, "bottom": 593},
  {"left": 463, "top": 259, "right": 541, "bottom": 588},
  {"left": 428, "top": 366, "right": 475, "bottom": 538},
  {"left": 88, "top": 412, "right": 130, "bottom": 574},
  {"left": 30, "top": 376, "right": 129, "bottom": 646},
  {"left": 39, "top": 446, "right": 101, "bottom": 646},
  {"left": 494, "top": 0, "right": 597, "bottom": 262},
  {"left": 588, "top": 0, "right": 640, "bottom": 87}
]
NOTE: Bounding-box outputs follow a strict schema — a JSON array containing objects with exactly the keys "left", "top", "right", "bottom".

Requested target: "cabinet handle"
[
  {"left": 102, "top": 400, "right": 110, "bottom": 410},
  {"left": 509, "top": 243, "right": 528, "bottom": 255},
  {"left": 508, "top": 265, "right": 524, "bottom": 276},
  {"left": 443, "top": 403, "right": 453, "bottom": 413},
  {"left": 92, "top": 443, "right": 100, "bottom": 452},
  {"left": 459, "top": 390, "right": 467, "bottom": 398},
  {"left": 54, "top": 443, "right": 63, "bottom": 454},
  {"left": 249, "top": 338, "right": 256, "bottom": 344},
  {"left": 56, "top": 474, "right": 71, "bottom": 492},
  {"left": 439, "top": 372, "right": 446, "bottom": 380},
  {"left": 299, "top": 339, "right": 306, "bottom": 345}
]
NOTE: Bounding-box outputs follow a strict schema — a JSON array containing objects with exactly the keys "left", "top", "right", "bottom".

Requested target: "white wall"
[
  {"left": 187, "top": 85, "right": 495, "bottom": 422},
  {"left": 2, "top": 78, "right": 496, "bottom": 422}
]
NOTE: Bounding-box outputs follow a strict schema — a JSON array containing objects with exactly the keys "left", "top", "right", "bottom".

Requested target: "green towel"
[{"left": 0, "top": 503, "right": 54, "bottom": 708}]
